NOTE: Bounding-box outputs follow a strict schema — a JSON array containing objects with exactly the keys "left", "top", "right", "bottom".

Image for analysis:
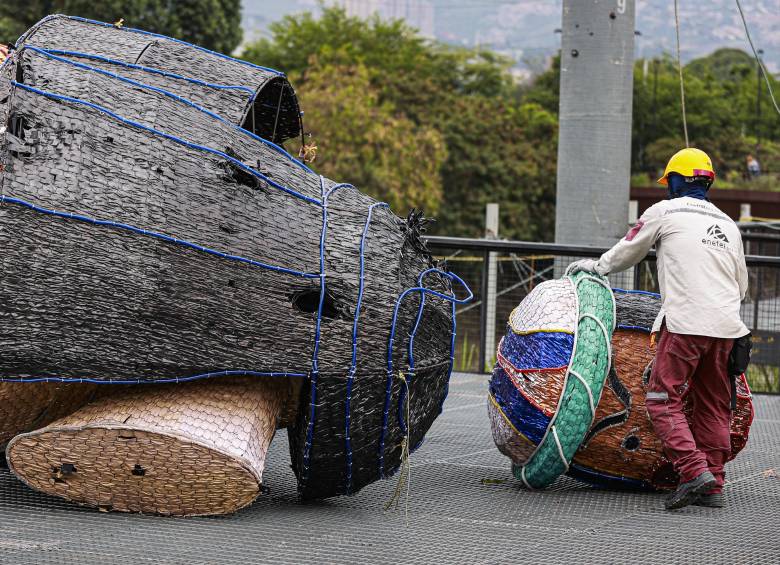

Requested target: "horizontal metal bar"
[
  {"left": 741, "top": 232, "right": 780, "bottom": 242},
  {"left": 425, "top": 236, "right": 780, "bottom": 268},
  {"left": 426, "top": 236, "right": 616, "bottom": 257}
]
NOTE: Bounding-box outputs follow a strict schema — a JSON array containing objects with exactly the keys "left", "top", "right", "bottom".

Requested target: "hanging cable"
[
  {"left": 674, "top": 0, "right": 689, "bottom": 147},
  {"left": 735, "top": 0, "right": 780, "bottom": 117}
]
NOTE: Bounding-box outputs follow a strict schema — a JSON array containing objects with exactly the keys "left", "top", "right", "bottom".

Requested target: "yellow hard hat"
[{"left": 657, "top": 148, "right": 715, "bottom": 186}]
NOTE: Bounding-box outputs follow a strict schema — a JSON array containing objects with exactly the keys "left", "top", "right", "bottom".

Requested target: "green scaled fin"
[{"left": 513, "top": 271, "right": 615, "bottom": 489}]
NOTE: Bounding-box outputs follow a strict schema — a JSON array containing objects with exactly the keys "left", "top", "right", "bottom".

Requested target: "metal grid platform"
[{"left": 1, "top": 373, "right": 778, "bottom": 564}]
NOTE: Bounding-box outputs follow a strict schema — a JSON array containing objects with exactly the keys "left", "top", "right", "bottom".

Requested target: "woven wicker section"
[
  {"left": 0, "top": 382, "right": 97, "bottom": 448},
  {"left": 508, "top": 278, "right": 577, "bottom": 335},
  {"left": 513, "top": 272, "right": 615, "bottom": 489},
  {"left": 487, "top": 393, "right": 537, "bottom": 464},
  {"left": 7, "top": 377, "right": 291, "bottom": 516}
]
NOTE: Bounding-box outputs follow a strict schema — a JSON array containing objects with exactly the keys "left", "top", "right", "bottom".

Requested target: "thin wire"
[
  {"left": 1, "top": 370, "right": 307, "bottom": 385},
  {"left": 674, "top": 0, "right": 689, "bottom": 147},
  {"left": 272, "top": 82, "right": 285, "bottom": 143},
  {"left": 735, "top": 0, "right": 780, "bottom": 117}
]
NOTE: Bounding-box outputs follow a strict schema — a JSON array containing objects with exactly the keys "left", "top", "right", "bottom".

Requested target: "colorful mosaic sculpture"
[
  {"left": 489, "top": 279, "right": 754, "bottom": 490},
  {"left": 0, "top": 15, "right": 471, "bottom": 513}
]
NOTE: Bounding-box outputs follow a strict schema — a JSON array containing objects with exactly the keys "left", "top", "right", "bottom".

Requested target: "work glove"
[{"left": 565, "top": 259, "right": 602, "bottom": 276}]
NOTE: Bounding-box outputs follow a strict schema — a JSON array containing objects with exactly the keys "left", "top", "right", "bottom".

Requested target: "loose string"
[
  {"left": 735, "top": 0, "right": 780, "bottom": 117},
  {"left": 384, "top": 372, "right": 411, "bottom": 526}
]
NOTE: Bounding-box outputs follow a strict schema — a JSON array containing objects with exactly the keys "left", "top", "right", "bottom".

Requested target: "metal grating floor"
[{"left": 1, "top": 373, "right": 778, "bottom": 564}]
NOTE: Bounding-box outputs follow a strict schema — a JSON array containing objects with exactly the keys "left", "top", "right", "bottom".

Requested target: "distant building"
[{"left": 333, "top": 0, "right": 434, "bottom": 37}]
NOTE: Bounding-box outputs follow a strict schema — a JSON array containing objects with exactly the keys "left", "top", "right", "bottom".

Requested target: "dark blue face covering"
[{"left": 667, "top": 173, "right": 710, "bottom": 201}]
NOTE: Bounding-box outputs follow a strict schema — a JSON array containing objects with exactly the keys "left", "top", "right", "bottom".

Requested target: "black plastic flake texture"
[
  {"left": 16, "top": 15, "right": 301, "bottom": 143},
  {"left": 614, "top": 291, "right": 661, "bottom": 332},
  {"left": 0, "top": 16, "right": 459, "bottom": 500}
]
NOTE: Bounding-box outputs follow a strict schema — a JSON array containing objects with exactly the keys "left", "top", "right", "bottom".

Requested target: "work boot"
[
  {"left": 665, "top": 471, "right": 717, "bottom": 510},
  {"left": 694, "top": 492, "right": 725, "bottom": 508}
]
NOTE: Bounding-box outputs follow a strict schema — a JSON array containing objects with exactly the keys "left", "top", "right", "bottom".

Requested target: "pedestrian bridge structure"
[{"left": 0, "top": 373, "right": 777, "bottom": 564}]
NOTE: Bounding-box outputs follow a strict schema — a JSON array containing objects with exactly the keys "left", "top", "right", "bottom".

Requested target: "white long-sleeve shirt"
[{"left": 594, "top": 197, "right": 749, "bottom": 338}]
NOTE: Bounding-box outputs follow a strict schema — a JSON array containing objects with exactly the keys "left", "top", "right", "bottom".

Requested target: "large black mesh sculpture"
[{"left": 0, "top": 15, "right": 470, "bottom": 501}]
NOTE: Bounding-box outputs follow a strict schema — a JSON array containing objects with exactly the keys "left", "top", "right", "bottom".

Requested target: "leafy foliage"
[
  {"left": 296, "top": 61, "right": 446, "bottom": 213},
  {"left": 244, "top": 6, "right": 558, "bottom": 240},
  {"left": 523, "top": 48, "right": 779, "bottom": 189},
  {"left": 0, "top": 0, "right": 242, "bottom": 53}
]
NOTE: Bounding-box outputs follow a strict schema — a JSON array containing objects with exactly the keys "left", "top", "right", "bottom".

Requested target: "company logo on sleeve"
[{"left": 702, "top": 224, "right": 730, "bottom": 249}]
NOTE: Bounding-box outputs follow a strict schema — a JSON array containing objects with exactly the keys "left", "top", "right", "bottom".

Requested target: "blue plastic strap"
[
  {"left": 378, "top": 270, "right": 473, "bottom": 476},
  {"left": 22, "top": 46, "right": 314, "bottom": 175},
  {"left": 0, "top": 195, "right": 319, "bottom": 279},
  {"left": 612, "top": 287, "right": 661, "bottom": 298},
  {"left": 397, "top": 268, "right": 440, "bottom": 435},
  {"left": 63, "top": 16, "right": 284, "bottom": 76},
  {"left": 616, "top": 324, "right": 652, "bottom": 333},
  {"left": 343, "top": 201, "right": 389, "bottom": 493},
  {"left": 0, "top": 370, "right": 307, "bottom": 385},
  {"left": 42, "top": 48, "right": 256, "bottom": 95},
  {"left": 10, "top": 81, "right": 321, "bottom": 206},
  {"left": 301, "top": 179, "right": 357, "bottom": 482}
]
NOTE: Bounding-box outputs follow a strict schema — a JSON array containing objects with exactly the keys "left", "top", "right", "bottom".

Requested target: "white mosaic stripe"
[{"left": 508, "top": 279, "right": 577, "bottom": 335}]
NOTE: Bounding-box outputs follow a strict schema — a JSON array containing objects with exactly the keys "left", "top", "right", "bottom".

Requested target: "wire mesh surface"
[{"left": 0, "top": 372, "right": 777, "bottom": 564}]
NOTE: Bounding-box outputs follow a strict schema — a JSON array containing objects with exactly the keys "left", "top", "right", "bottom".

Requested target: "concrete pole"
[
  {"left": 483, "top": 203, "right": 499, "bottom": 371},
  {"left": 555, "top": 0, "right": 636, "bottom": 248}
]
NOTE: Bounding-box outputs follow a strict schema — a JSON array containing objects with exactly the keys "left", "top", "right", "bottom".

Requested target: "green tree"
[
  {"left": 527, "top": 47, "right": 780, "bottom": 187},
  {"left": 633, "top": 49, "right": 780, "bottom": 184},
  {"left": 0, "top": 0, "right": 242, "bottom": 54},
  {"left": 296, "top": 60, "right": 446, "bottom": 214},
  {"left": 244, "top": 6, "right": 558, "bottom": 240}
]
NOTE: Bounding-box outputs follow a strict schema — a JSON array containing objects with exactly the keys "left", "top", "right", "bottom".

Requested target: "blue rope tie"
[
  {"left": 42, "top": 48, "right": 256, "bottom": 96},
  {"left": 54, "top": 15, "right": 285, "bottom": 76},
  {"left": 616, "top": 324, "right": 652, "bottom": 333},
  {"left": 301, "top": 179, "right": 357, "bottom": 482},
  {"left": 23, "top": 46, "right": 314, "bottom": 175},
  {"left": 10, "top": 81, "right": 321, "bottom": 206},
  {"left": 612, "top": 287, "right": 661, "bottom": 298},
  {"left": 397, "top": 268, "right": 461, "bottom": 433},
  {"left": 440, "top": 299, "right": 459, "bottom": 414},
  {"left": 344, "top": 200, "right": 390, "bottom": 493},
  {"left": 0, "top": 370, "right": 307, "bottom": 385},
  {"left": 397, "top": 268, "right": 439, "bottom": 435},
  {"left": 0, "top": 195, "right": 320, "bottom": 279},
  {"left": 378, "top": 270, "right": 473, "bottom": 477}
]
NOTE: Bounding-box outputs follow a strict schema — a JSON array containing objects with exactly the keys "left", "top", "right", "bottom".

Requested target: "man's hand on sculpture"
[{"left": 566, "top": 259, "right": 603, "bottom": 276}]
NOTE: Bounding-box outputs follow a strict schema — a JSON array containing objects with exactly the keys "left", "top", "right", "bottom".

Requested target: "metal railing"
[{"left": 425, "top": 235, "right": 780, "bottom": 393}]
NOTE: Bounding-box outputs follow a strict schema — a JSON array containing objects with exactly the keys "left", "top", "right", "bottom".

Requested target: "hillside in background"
[{"left": 244, "top": 0, "right": 780, "bottom": 78}]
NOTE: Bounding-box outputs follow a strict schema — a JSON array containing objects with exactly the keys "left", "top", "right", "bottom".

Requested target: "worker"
[{"left": 568, "top": 148, "right": 749, "bottom": 510}]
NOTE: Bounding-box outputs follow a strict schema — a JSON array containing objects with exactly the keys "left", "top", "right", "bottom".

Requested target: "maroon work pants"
[{"left": 646, "top": 326, "right": 734, "bottom": 492}]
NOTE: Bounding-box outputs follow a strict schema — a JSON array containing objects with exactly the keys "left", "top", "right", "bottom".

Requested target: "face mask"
[{"left": 667, "top": 174, "right": 710, "bottom": 201}]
